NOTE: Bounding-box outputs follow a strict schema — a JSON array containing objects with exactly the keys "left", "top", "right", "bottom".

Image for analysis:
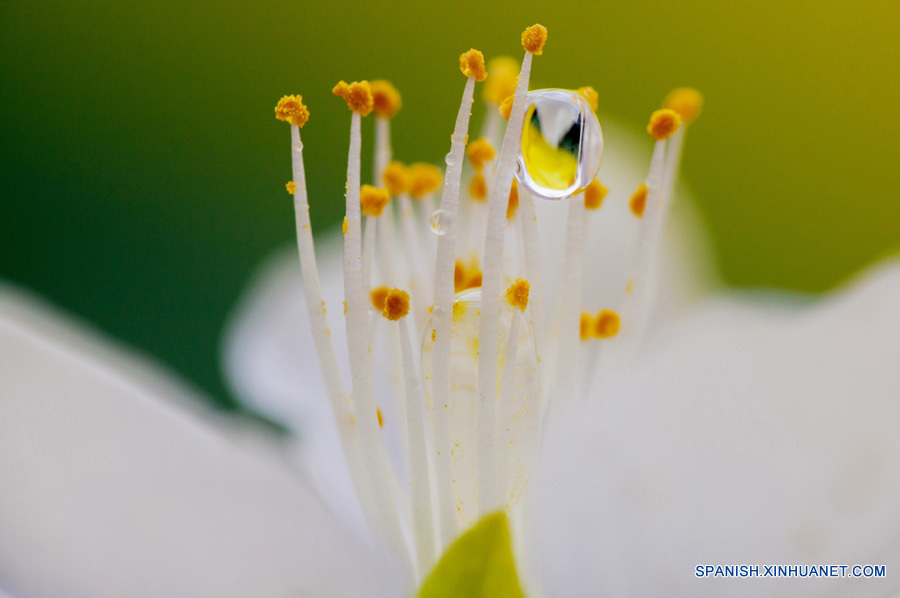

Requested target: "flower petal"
[
  {"left": 536, "top": 259, "right": 900, "bottom": 597},
  {"left": 0, "top": 286, "right": 405, "bottom": 598}
]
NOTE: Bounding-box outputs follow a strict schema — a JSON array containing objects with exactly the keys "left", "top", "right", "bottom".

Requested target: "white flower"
[{"left": 2, "top": 28, "right": 899, "bottom": 598}]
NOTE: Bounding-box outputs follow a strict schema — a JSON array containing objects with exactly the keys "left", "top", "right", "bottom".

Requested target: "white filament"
[
  {"left": 475, "top": 50, "right": 534, "bottom": 515},
  {"left": 429, "top": 74, "right": 476, "bottom": 548}
]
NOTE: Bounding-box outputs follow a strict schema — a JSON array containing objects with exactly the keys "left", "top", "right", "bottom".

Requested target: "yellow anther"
[
  {"left": 505, "top": 278, "right": 530, "bottom": 311},
  {"left": 483, "top": 56, "right": 519, "bottom": 105},
  {"left": 580, "top": 312, "right": 594, "bottom": 341},
  {"left": 521, "top": 24, "right": 548, "bottom": 55},
  {"left": 383, "top": 288, "right": 410, "bottom": 320},
  {"left": 274, "top": 95, "right": 309, "bottom": 127},
  {"left": 408, "top": 163, "right": 443, "bottom": 199},
  {"left": 506, "top": 179, "right": 519, "bottom": 219},
  {"left": 370, "top": 285, "right": 390, "bottom": 311},
  {"left": 584, "top": 179, "right": 608, "bottom": 210},
  {"left": 332, "top": 80, "right": 374, "bottom": 116},
  {"left": 454, "top": 260, "right": 483, "bottom": 293},
  {"left": 499, "top": 94, "right": 514, "bottom": 121},
  {"left": 594, "top": 310, "right": 621, "bottom": 338},
  {"left": 285, "top": 181, "right": 297, "bottom": 195},
  {"left": 663, "top": 87, "right": 703, "bottom": 125},
  {"left": 577, "top": 86, "right": 599, "bottom": 112},
  {"left": 459, "top": 49, "right": 488, "bottom": 82},
  {"left": 377, "top": 407, "right": 384, "bottom": 428},
  {"left": 469, "top": 173, "right": 487, "bottom": 201},
  {"left": 647, "top": 108, "right": 681, "bottom": 140},
  {"left": 383, "top": 161, "right": 409, "bottom": 196},
  {"left": 342, "top": 216, "right": 348, "bottom": 235},
  {"left": 630, "top": 183, "right": 648, "bottom": 218},
  {"left": 360, "top": 185, "right": 390, "bottom": 217},
  {"left": 371, "top": 80, "right": 402, "bottom": 118},
  {"left": 467, "top": 137, "right": 496, "bottom": 171}
]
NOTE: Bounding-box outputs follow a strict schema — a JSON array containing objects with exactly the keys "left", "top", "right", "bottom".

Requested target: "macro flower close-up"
[{"left": 2, "top": 3, "right": 900, "bottom": 597}]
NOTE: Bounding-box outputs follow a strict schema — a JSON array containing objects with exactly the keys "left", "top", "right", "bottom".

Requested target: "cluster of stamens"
[{"left": 274, "top": 23, "right": 701, "bottom": 584}]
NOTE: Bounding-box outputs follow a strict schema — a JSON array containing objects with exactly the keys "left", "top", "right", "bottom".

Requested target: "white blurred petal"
[
  {"left": 0, "top": 286, "right": 405, "bottom": 598},
  {"left": 536, "top": 259, "right": 900, "bottom": 597}
]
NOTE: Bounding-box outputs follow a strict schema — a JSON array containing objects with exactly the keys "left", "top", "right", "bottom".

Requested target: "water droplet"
[
  {"left": 430, "top": 209, "right": 452, "bottom": 235},
  {"left": 515, "top": 89, "right": 604, "bottom": 200},
  {"left": 445, "top": 151, "right": 457, "bottom": 167}
]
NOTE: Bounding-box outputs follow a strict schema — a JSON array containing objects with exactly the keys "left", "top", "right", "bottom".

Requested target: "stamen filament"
[
  {"left": 515, "top": 189, "right": 547, "bottom": 380},
  {"left": 547, "top": 192, "right": 586, "bottom": 413},
  {"left": 430, "top": 72, "right": 477, "bottom": 547},
  {"left": 476, "top": 46, "right": 535, "bottom": 515},
  {"left": 388, "top": 299, "right": 438, "bottom": 580},
  {"left": 342, "top": 109, "right": 412, "bottom": 573}
]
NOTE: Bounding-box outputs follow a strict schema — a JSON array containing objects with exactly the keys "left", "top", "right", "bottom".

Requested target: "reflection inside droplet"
[
  {"left": 430, "top": 209, "right": 452, "bottom": 235},
  {"left": 516, "top": 89, "right": 603, "bottom": 201}
]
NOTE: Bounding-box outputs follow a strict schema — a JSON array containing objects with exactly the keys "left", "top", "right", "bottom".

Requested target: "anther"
[{"left": 274, "top": 95, "right": 309, "bottom": 127}]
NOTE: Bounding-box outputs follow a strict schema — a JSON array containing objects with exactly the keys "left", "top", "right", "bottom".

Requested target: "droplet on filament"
[{"left": 516, "top": 89, "right": 604, "bottom": 201}]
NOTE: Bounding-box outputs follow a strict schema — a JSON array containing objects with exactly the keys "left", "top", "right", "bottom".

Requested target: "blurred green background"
[{"left": 2, "top": 0, "right": 899, "bottom": 407}]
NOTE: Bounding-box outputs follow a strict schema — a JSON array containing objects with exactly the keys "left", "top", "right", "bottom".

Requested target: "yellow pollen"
[
  {"left": 630, "top": 184, "right": 648, "bottom": 217},
  {"left": 521, "top": 24, "right": 548, "bottom": 55},
  {"left": 371, "top": 80, "right": 402, "bottom": 118},
  {"left": 285, "top": 181, "right": 297, "bottom": 195},
  {"left": 360, "top": 185, "right": 390, "bottom": 217},
  {"left": 332, "top": 80, "right": 374, "bottom": 116},
  {"left": 499, "top": 94, "right": 514, "bottom": 121},
  {"left": 466, "top": 137, "right": 496, "bottom": 171},
  {"left": 506, "top": 178, "right": 519, "bottom": 219},
  {"left": 431, "top": 329, "right": 436, "bottom": 342},
  {"left": 343, "top": 300, "right": 348, "bottom": 315},
  {"left": 382, "top": 288, "right": 410, "bottom": 320},
  {"left": 454, "top": 260, "right": 482, "bottom": 293},
  {"left": 377, "top": 407, "right": 384, "bottom": 428},
  {"left": 469, "top": 173, "right": 487, "bottom": 201},
  {"left": 459, "top": 49, "right": 488, "bottom": 82},
  {"left": 370, "top": 285, "right": 390, "bottom": 311},
  {"left": 408, "top": 163, "right": 443, "bottom": 199},
  {"left": 580, "top": 312, "right": 594, "bottom": 341},
  {"left": 274, "top": 95, "right": 309, "bottom": 127},
  {"left": 577, "top": 86, "right": 599, "bottom": 111},
  {"left": 383, "top": 161, "right": 409, "bottom": 196},
  {"left": 483, "top": 56, "right": 519, "bottom": 105},
  {"left": 594, "top": 310, "right": 621, "bottom": 338},
  {"left": 647, "top": 108, "right": 682, "bottom": 140},
  {"left": 342, "top": 217, "right": 348, "bottom": 234},
  {"left": 663, "top": 87, "right": 703, "bottom": 125},
  {"left": 584, "top": 179, "right": 607, "bottom": 210},
  {"left": 505, "top": 278, "right": 530, "bottom": 311}
]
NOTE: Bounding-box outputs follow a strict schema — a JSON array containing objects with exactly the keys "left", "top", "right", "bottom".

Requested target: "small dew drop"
[
  {"left": 445, "top": 152, "right": 457, "bottom": 167},
  {"left": 430, "top": 209, "right": 452, "bottom": 235}
]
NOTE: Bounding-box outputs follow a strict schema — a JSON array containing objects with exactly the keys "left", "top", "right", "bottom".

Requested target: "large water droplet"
[
  {"left": 430, "top": 209, "right": 452, "bottom": 235},
  {"left": 515, "top": 89, "right": 603, "bottom": 201}
]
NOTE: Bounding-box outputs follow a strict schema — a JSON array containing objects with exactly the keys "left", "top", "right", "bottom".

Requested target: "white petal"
[
  {"left": 536, "top": 259, "right": 900, "bottom": 597},
  {"left": 0, "top": 286, "right": 404, "bottom": 598}
]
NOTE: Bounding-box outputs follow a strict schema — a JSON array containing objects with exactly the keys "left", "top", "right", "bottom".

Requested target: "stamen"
[
  {"left": 499, "top": 95, "right": 514, "bottom": 121},
  {"left": 515, "top": 188, "right": 548, "bottom": 376},
  {"left": 577, "top": 86, "right": 599, "bottom": 112},
  {"left": 370, "top": 285, "right": 390, "bottom": 311},
  {"left": 285, "top": 181, "right": 297, "bottom": 195},
  {"left": 429, "top": 52, "right": 482, "bottom": 547},
  {"left": 467, "top": 137, "right": 496, "bottom": 171},
  {"left": 482, "top": 57, "right": 519, "bottom": 147},
  {"left": 274, "top": 95, "right": 310, "bottom": 127},
  {"left": 630, "top": 183, "right": 648, "bottom": 217},
  {"left": 371, "top": 80, "right": 403, "bottom": 119},
  {"left": 476, "top": 24, "right": 545, "bottom": 515},
  {"left": 277, "top": 95, "right": 411, "bottom": 574},
  {"left": 469, "top": 173, "right": 487, "bottom": 201},
  {"left": 383, "top": 288, "right": 437, "bottom": 578},
  {"left": 360, "top": 185, "right": 389, "bottom": 292},
  {"left": 664, "top": 87, "right": 703, "bottom": 125},
  {"left": 387, "top": 162, "right": 430, "bottom": 328},
  {"left": 506, "top": 179, "right": 519, "bottom": 220},
  {"left": 615, "top": 109, "right": 681, "bottom": 361},
  {"left": 334, "top": 82, "right": 412, "bottom": 573},
  {"left": 584, "top": 179, "right": 607, "bottom": 210},
  {"left": 594, "top": 309, "right": 621, "bottom": 338}
]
